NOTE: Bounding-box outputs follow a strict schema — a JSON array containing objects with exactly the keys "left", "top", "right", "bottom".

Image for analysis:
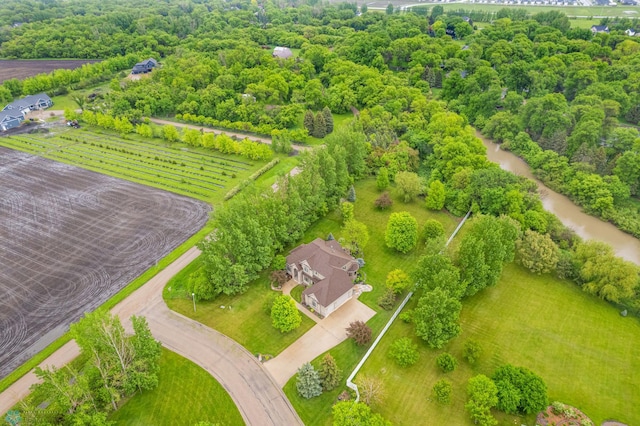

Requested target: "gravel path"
[{"left": 0, "top": 247, "right": 303, "bottom": 425}]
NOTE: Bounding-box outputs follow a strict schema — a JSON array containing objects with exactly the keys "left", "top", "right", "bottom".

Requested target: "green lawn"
[
  {"left": 165, "top": 262, "right": 315, "bottom": 357},
  {"left": 356, "top": 263, "right": 640, "bottom": 426},
  {"left": 110, "top": 348, "right": 243, "bottom": 426}
]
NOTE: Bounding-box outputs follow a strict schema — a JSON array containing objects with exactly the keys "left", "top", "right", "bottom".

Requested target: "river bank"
[{"left": 476, "top": 130, "right": 640, "bottom": 265}]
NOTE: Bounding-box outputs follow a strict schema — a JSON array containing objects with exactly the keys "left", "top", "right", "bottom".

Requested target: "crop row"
[
  {"left": 8, "top": 134, "right": 232, "bottom": 188},
  {"left": 2, "top": 136, "right": 216, "bottom": 199}
]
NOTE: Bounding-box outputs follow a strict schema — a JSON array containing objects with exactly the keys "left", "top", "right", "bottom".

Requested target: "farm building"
[
  {"left": 0, "top": 110, "right": 24, "bottom": 131},
  {"left": 2, "top": 93, "right": 53, "bottom": 116},
  {"left": 131, "top": 58, "right": 157, "bottom": 74},
  {"left": 286, "top": 238, "right": 360, "bottom": 318},
  {"left": 273, "top": 46, "right": 293, "bottom": 59}
]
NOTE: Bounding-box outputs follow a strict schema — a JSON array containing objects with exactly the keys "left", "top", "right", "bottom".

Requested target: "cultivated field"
[
  {"left": 0, "top": 147, "right": 210, "bottom": 379},
  {"left": 0, "top": 59, "right": 100, "bottom": 83},
  {"left": 0, "top": 127, "right": 261, "bottom": 204}
]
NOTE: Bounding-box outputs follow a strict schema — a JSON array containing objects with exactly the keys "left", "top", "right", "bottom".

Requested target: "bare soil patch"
[
  {"left": 0, "top": 146, "right": 210, "bottom": 379},
  {"left": 0, "top": 59, "right": 100, "bottom": 83}
]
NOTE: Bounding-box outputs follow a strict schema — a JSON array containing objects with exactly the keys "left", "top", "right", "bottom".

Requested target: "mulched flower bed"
[{"left": 536, "top": 403, "right": 593, "bottom": 426}]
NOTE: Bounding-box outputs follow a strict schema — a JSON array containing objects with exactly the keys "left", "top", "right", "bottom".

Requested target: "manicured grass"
[
  {"left": 357, "top": 263, "right": 640, "bottom": 426},
  {"left": 291, "top": 285, "right": 305, "bottom": 303},
  {"left": 165, "top": 267, "right": 315, "bottom": 357},
  {"left": 110, "top": 348, "right": 243, "bottom": 426}
]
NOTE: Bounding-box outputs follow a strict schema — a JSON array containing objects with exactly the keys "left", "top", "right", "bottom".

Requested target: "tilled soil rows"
[
  {"left": 0, "top": 146, "right": 210, "bottom": 378},
  {"left": 0, "top": 60, "right": 100, "bottom": 83}
]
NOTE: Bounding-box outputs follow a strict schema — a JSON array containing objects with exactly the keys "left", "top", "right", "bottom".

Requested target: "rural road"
[
  {"left": 0, "top": 247, "right": 303, "bottom": 426},
  {"left": 148, "top": 117, "right": 311, "bottom": 152}
]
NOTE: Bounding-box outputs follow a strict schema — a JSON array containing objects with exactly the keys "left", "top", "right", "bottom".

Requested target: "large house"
[
  {"left": 132, "top": 58, "right": 157, "bottom": 74},
  {"left": 2, "top": 93, "right": 53, "bottom": 116},
  {"left": 0, "top": 110, "right": 24, "bottom": 131},
  {"left": 286, "top": 238, "right": 360, "bottom": 318}
]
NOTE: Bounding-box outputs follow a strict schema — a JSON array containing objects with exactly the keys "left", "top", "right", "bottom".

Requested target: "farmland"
[
  {"left": 0, "top": 126, "right": 267, "bottom": 205},
  {"left": 0, "top": 146, "right": 210, "bottom": 379},
  {"left": 0, "top": 59, "right": 100, "bottom": 83}
]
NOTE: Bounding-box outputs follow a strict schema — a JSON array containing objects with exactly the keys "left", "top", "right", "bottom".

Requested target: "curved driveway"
[{"left": 0, "top": 247, "right": 303, "bottom": 425}]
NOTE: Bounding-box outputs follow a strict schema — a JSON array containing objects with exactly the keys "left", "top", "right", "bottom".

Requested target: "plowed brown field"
[
  {"left": 0, "top": 146, "right": 210, "bottom": 379},
  {"left": 0, "top": 59, "right": 100, "bottom": 83}
]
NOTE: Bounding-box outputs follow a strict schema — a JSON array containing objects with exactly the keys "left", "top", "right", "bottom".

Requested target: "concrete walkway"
[
  {"left": 264, "top": 297, "right": 376, "bottom": 387},
  {"left": 0, "top": 248, "right": 303, "bottom": 425}
]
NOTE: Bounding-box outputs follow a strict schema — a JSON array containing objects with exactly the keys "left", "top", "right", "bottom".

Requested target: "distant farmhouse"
[
  {"left": 625, "top": 28, "right": 637, "bottom": 37},
  {"left": 1, "top": 93, "right": 53, "bottom": 131},
  {"left": 132, "top": 58, "right": 157, "bottom": 74},
  {"left": 286, "top": 238, "right": 360, "bottom": 318},
  {"left": 273, "top": 46, "right": 293, "bottom": 59},
  {"left": 591, "top": 25, "right": 610, "bottom": 34}
]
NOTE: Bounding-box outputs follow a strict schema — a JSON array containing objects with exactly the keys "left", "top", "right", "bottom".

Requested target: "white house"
[{"left": 286, "top": 238, "right": 360, "bottom": 318}]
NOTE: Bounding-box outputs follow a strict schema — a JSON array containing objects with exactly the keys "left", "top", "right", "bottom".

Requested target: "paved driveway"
[
  {"left": 1, "top": 248, "right": 303, "bottom": 426},
  {"left": 264, "top": 297, "right": 376, "bottom": 387}
]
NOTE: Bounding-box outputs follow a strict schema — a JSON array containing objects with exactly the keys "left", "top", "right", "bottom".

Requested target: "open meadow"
[{"left": 0, "top": 146, "right": 210, "bottom": 379}]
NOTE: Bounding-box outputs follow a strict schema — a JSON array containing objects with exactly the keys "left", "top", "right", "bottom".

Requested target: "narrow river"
[{"left": 477, "top": 131, "right": 640, "bottom": 265}]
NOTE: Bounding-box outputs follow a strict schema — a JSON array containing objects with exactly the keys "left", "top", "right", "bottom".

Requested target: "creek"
[{"left": 476, "top": 131, "right": 640, "bottom": 265}]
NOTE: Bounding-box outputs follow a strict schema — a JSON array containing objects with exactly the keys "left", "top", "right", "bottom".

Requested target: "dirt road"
[
  {"left": 149, "top": 117, "right": 311, "bottom": 152},
  {"left": 0, "top": 247, "right": 303, "bottom": 425}
]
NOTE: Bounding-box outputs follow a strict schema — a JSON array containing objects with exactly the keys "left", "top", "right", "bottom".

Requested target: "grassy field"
[
  {"left": 354, "top": 262, "right": 640, "bottom": 426},
  {"left": 436, "top": 3, "right": 640, "bottom": 18},
  {"left": 110, "top": 348, "right": 244, "bottom": 426},
  {"left": 0, "top": 127, "right": 278, "bottom": 206},
  {"left": 165, "top": 262, "right": 315, "bottom": 357},
  {"left": 281, "top": 180, "right": 640, "bottom": 426}
]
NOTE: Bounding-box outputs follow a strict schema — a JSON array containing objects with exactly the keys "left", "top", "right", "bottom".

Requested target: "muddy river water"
[{"left": 477, "top": 132, "right": 640, "bottom": 265}]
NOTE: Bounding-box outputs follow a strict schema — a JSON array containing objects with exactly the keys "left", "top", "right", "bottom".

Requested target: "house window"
[
  {"left": 312, "top": 300, "right": 317, "bottom": 308},
  {"left": 303, "top": 266, "right": 309, "bottom": 273}
]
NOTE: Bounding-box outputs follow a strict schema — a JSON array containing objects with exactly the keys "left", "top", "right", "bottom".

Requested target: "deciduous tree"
[
  {"left": 346, "top": 321, "right": 372, "bottom": 346},
  {"left": 385, "top": 212, "right": 418, "bottom": 253},
  {"left": 425, "top": 180, "right": 446, "bottom": 210},
  {"left": 385, "top": 269, "right": 411, "bottom": 294},
  {"left": 465, "top": 375, "right": 499, "bottom": 426},
  {"left": 271, "top": 295, "right": 302, "bottom": 333},
  {"left": 388, "top": 337, "right": 419, "bottom": 367},
  {"left": 413, "top": 287, "right": 462, "bottom": 348},
  {"left": 516, "top": 230, "right": 559, "bottom": 274},
  {"left": 395, "top": 171, "right": 422, "bottom": 203}
]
